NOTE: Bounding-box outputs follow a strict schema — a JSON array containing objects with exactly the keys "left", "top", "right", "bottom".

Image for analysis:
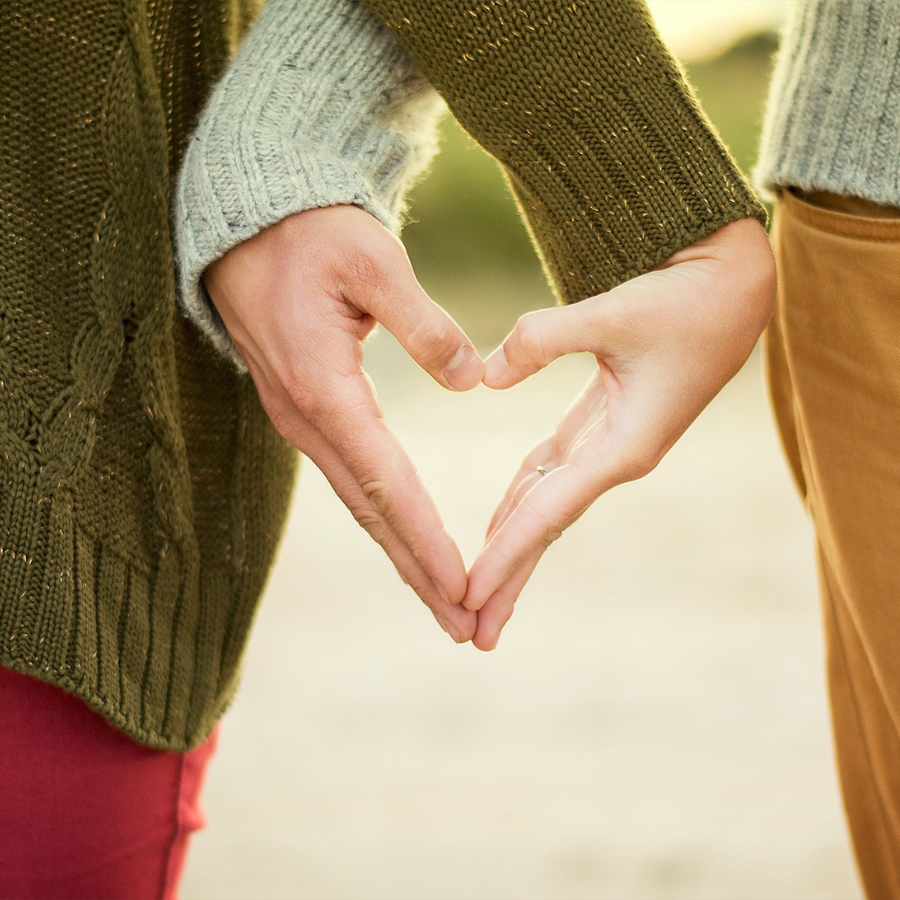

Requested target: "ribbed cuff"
[
  {"left": 756, "top": 0, "right": 900, "bottom": 206},
  {"left": 175, "top": 0, "right": 443, "bottom": 370},
  {"left": 361, "top": 0, "right": 766, "bottom": 305}
]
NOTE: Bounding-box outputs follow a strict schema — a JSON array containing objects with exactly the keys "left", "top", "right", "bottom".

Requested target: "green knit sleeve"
[{"left": 359, "top": 0, "right": 766, "bottom": 304}]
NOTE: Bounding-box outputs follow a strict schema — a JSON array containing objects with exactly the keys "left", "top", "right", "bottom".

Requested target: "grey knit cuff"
[
  {"left": 756, "top": 0, "right": 900, "bottom": 206},
  {"left": 175, "top": 0, "right": 443, "bottom": 370}
]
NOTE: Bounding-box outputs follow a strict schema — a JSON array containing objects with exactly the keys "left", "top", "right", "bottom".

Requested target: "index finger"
[
  {"left": 465, "top": 461, "right": 598, "bottom": 611},
  {"left": 320, "top": 371, "right": 469, "bottom": 606}
]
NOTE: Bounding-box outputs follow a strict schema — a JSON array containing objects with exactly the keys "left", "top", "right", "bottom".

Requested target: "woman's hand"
[
  {"left": 466, "top": 217, "right": 776, "bottom": 650},
  {"left": 205, "top": 205, "right": 483, "bottom": 643}
]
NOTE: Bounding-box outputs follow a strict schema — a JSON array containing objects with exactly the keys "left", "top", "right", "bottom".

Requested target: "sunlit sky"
[{"left": 646, "top": 0, "right": 793, "bottom": 60}]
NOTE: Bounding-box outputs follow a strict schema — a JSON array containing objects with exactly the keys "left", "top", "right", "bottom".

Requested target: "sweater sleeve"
[
  {"left": 755, "top": 0, "right": 900, "bottom": 207},
  {"left": 175, "top": 0, "right": 445, "bottom": 368},
  {"left": 359, "top": 0, "right": 767, "bottom": 305}
]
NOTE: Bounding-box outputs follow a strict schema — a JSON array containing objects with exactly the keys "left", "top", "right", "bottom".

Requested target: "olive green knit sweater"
[
  {"left": 1, "top": 2, "right": 296, "bottom": 751},
  {"left": 359, "top": 0, "right": 766, "bottom": 305},
  {"left": 1, "top": 0, "right": 763, "bottom": 751}
]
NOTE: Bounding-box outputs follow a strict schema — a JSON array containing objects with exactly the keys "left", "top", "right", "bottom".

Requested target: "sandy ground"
[{"left": 181, "top": 332, "right": 862, "bottom": 900}]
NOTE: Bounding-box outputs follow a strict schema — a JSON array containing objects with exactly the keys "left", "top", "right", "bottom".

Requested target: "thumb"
[
  {"left": 483, "top": 302, "right": 604, "bottom": 390},
  {"left": 348, "top": 235, "right": 483, "bottom": 391}
]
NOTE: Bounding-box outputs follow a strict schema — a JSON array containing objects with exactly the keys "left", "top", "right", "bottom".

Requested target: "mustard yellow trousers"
[{"left": 767, "top": 188, "right": 900, "bottom": 898}]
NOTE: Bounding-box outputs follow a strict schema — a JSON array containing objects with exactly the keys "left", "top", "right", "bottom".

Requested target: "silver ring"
[{"left": 536, "top": 465, "right": 548, "bottom": 477}]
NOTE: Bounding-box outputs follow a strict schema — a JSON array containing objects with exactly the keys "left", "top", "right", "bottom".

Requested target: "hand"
[
  {"left": 466, "top": 217, "right": 776, "bottom": 650},
  {"left": 204, "top": 205, "right": 483, "bottom": 642}
]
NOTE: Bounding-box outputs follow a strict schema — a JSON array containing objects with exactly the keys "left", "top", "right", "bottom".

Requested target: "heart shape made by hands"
[{"left": 204, "top": 207, "right": 774, "bottom": 652}]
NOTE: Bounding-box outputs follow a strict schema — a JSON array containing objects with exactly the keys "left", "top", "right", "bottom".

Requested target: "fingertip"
[
  {"left": 482, "top": 346, "right": 508, "bottom": 387},
  {"left": 444, "top": 345, "right": 483, "bottom": 391},
  {"left": 433, "top": 614, "right": 459, "bottom": 642},
  {"left": 472, "top": 575, "right": 528, "bottom": 651},
  {"left": 429, "top": 536, "right": 469, "bottom": 607},
  {"left": 436, "top": 580, "right": 456, "bottom": 606},
  {"left": 447, "top": 626, "right": 470, "bottom": 645},
  {"left": 461, "top": 592, "right": 486, "bottom": 612},
  {"left": 456, "top": 607, "right": 479, "bottom": 644},
  {"left": 436, "top": 567, "right": 469, "bottom": 607},
  {"left": 473, "top": 614, "right": 501, "bottom": 651},
  {"left": 434, "top": 607, "right": 476, "bottom": 643},
  {"left": 462, "top": 567, "right": 491, "bottom": 611}
]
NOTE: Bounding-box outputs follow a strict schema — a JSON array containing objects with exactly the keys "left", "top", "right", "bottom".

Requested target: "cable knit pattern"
[
  {"left": 757, "top": 0, "right": 900, "bottom": 205},
  {"left": 1, "top": 1, "right": 298, "bottom": 751},
  {"left": 360, "top": 0, "right": 766, "bottom": 306},
  {"left": 1, "top": 0, "right": 764, "bottom": 751},
  {"left": 176, "top": 0, "right": 444, "bottom": 368}
]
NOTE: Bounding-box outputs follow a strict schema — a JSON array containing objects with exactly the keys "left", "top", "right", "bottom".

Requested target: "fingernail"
[
  {"left": 483, "top": 347, "right": 508, "bottom": 385},
  {"left": 437, "top": 615, "right": 461, "bottom": 643},
  {"left": 444, "top": 345, "right": 482, "bottom": 391},
  {"left": 437, "top": 582, "right": 452, "bottom": 605}
]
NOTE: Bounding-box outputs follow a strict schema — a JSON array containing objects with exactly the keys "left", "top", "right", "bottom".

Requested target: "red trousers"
[{"left": 0, "top": 667, "right": 217, "bottom": 900}]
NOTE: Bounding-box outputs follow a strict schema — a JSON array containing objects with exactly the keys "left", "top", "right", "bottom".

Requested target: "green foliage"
[
  {"left": 401, "top": 32, "right": 779, "bottom": 347},
  {"left": 401, "top": 113, "right": 549, "bottom": 347},
  {"left": 402, "top": 120, "right": 540, "bottom": 276},
  {"left": 684, "top": 32, "right": 779, "bottom": 178}
]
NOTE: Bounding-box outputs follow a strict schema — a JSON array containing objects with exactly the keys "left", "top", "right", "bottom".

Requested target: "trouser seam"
[
  {"left": 819, "top": 547, "right": 900, "bottom": 897},
  {"left": 159, "top": 752, "right": 188, "bottom": 900}
]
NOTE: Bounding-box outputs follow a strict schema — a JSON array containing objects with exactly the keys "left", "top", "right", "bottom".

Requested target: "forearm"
[
  {"left": 175, "top": 0, "right": 444, "bottom": 367},
  {"left": 360, "top": 0, "right": 766, "bottom": 305}
]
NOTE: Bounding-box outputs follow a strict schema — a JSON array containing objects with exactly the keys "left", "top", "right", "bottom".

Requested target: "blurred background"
[{"left": 183, "top": 3, "right": 864, "bottom": 898}]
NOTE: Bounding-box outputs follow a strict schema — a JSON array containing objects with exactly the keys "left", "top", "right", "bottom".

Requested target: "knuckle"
[
  {"left": 344, "top": 244, "right": 387, "bottom": 293},
  {"left": 513, "top": 313, "right": 545, "bottom": 366},
  {"left": 591, "top": 296, "right": 633, "bottom": 348},
  {"left": 281, "top": 373, "right": 322, "bottom": 420},
  {"left": 359, "top": 513, "right": 391, "bottom": 547},
  {"left": 264, "top": 405, "right": 293, "bottom": 441},
  {"left": 541, "top": 526, "right": 564, "bottom": 548},
  {"left": 360, "top": 478, "right": 390, "bottom": 512},
  {"left": 346, "top": 498, "right": 391, "bottom": 544},
  {"left": 598, "top": 298, "right": 627, "bottom": 335},
  {"left": 522, "top": 496, "right": 565, "bottom": 547},
  {"left": 253, "top": 384, "right": 301, "bottom": 444},
  {"left": 300, "top": 242, "right": 335, "bottom": 282},
  {"left": 340, "top": 232, "right": 401, "bottom": 295},
  {"left": 617, "top": 438, "right": 665, "bottom": 483},
  {"left": 406, "top": 316, "right": 455, "bottom": 368}
]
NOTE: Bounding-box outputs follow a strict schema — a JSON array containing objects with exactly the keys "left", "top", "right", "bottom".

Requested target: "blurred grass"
[
  {"left": 687, "top": 32, "right": 779, "bottom": 178},
  {"left": 401, "top": 31, "right": 779, "bottom": 351}
]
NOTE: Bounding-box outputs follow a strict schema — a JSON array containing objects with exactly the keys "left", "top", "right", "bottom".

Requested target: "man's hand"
[
  {"left": 465, "top": 218, "right": 776, "bottom": 650},
  {"left": 204, "top": 205, "right": 483, "bottom": 642}
]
